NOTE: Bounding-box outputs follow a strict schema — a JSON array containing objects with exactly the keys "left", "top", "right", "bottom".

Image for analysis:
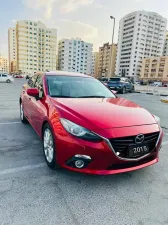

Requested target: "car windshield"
[{"left": 47, "top": 75, "right": 116, "bottom": 98}]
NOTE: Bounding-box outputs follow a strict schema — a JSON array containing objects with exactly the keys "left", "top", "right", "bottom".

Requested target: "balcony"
[{"left": 158, "top": 73, "right": 163, "bottom": 77}]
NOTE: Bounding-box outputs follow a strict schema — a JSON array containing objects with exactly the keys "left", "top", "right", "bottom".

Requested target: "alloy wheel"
[
  {"left": 20, "top": 103, "right": 24, "bottom": 121},
  {"left": 43, "top": 128, "right": 54, "bottom": 163}
]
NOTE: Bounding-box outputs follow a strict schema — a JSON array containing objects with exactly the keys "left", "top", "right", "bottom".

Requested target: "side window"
[
  {"left": 2, "top": 74, "right": 7, "bottom": 77},
  {"left": 28, "top": 75, "right": 38, "bottom": 87},
  {"left": 35, "top": 75, "right": 44, "bottom": 97}
]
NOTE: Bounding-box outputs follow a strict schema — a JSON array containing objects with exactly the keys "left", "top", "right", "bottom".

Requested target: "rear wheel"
[
  {"left": 43, "top": 123, "right": 60, "bottom": 169},
  {"left": 6, "top": 79, "right": 11, "bottom": 83},
  {"left": 130, "top": 87, "right": 135, "bottom": 93},
  {"left": 20, "top": 102, "right": 28, "bottom": 124}
]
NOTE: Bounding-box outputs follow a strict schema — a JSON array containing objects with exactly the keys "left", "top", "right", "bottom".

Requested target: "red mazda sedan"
[{"left": 20, "top": 71, "right": 163, "bottom": 175}]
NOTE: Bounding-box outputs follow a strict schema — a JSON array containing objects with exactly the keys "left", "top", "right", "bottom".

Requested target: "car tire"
[
  {"left": 43, "top": 123, "right": 60, "bottom": 169},
  {"left": 6, "top": 79, "right": 11, "bottom": 83},
  {"left": 121, "top": 87, "right": 126, "bottom": 94},
  {"left": 130, "top": 87, "right": 135, "bottom": 93},
  {"left": 20, "top": 102, "right": 28, "bottom": 124}
]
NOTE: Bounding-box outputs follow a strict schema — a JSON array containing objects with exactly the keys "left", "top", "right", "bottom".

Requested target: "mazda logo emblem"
[{"left": 135, "top": 134, "right": 144, "bottom": 144}]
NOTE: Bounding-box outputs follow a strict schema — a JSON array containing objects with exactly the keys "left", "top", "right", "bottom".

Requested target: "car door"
[
  {"left": 22, "top": 75, "right": 38, "bottom": 121},
  {"left": 28, "top": 75, "right": 46, "bottom": 135},
  {"left": 1, "top": 74, "right": 8, "bottom": 82},
  {"left": 125, "top": 78, "right": 131, "bottom": 91}
]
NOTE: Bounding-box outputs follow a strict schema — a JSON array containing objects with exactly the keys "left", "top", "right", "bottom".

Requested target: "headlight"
[
  {"left": 60, "top": 118, "right": 102, "bottom": 141},
  {"left": 153, "top": 115, "right": 160, "bottom": 125}
]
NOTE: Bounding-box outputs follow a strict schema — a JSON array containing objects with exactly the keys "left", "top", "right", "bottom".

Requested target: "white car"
[{"left": 0, "top": 74, "right": 14, "bottom": 83}]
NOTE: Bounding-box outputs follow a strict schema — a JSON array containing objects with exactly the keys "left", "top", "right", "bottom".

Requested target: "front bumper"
[{"left": 54, "top": 124, "right": 163, "bottom": 175}]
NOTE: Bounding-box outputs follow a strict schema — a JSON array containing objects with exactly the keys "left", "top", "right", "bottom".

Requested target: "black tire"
[
  {"left": 130, "top": 87, "right": 135, "bottom": 93},
  {"left": 121, "top": 86, "right": 126, "bottom": 94},
  {"left": 6, "top": 79, "right": 11, "bottom": 83},
  {"left": 20, "top": 102, "right": 28, "bottom": 124},
  {"left": 42, "top": 123, "right": 60, "bottom": 169}
]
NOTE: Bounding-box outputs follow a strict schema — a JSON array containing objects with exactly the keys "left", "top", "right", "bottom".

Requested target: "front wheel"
[
  {"left": 43, "top": 124, "right": 60, "bottom": 169},
  {"left": 6, "top": 79, "right": 11, "bottom": 83},
  {"left": 130, "top": 87, "right": 135, "bottom": 93},
  {"left": 121, "top": 87, "right": 126, "bottom": 94}
]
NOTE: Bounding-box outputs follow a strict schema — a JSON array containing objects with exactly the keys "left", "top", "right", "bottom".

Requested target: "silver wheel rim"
[
  {"left": 20, "top": 103, "right": 24, "bottom": 120},
  {"left": 43, "top": 128, "right": 54, "bottom": 163}
]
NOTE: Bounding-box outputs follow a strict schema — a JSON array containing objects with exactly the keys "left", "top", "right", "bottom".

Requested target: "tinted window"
[
  {"left": 28, "top": 75, "right": 38, "bottom": 87},
  {"left": 2, "top": 74, "right": 7, "bottom": 77},
  {"left": 46, "top": 76, "right": 116, "bottom": 98},
  {"left": 109, "top": 78, "right": 120, "bottom": 82}
]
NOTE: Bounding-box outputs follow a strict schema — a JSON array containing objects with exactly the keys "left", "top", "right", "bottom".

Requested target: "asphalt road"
[{"left": 0, "top": 79, "right": 168, "bottom": 225}]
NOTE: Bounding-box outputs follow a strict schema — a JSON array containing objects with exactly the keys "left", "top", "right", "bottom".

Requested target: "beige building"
[
  {"left": 98, "top": 43, "right": 117, "bottom": 78},
  {"left": 8, "top": 28, "right": 17, "bottom": 73},
  {"left": 141, "top": 56, "right": 168, "bottom": 81},
  {"left": 8, "top": 20, "right": 57, "bottom": 74},
  {"left": 0, "top": 54, "right": 8, "bottom": 73},
  {"left": 91, "top": 52, "right": 99, "bottom": 78}
]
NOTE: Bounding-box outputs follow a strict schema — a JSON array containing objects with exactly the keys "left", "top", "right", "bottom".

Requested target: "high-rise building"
[
  {"left": 58, "top": 38, "right": 93, "bottom": 74},
  {"left": 8, "top": 28, "right": 17, "bottom": 73},
  {"left": 163, "top": 31, "right": 168, "bottom": 56},
  {"left": 98, "top": 43, "right": 117, "bottom": 78},
  {"left": 116, "top": 11, "right": 167, "bottom": 80},
  {"left": 141, "top": 56, "right": 168, "bottom": 81},
  {"left": 0, "top": 54, "right": 8, "bottom": 73},
  {"left": 91, "top": 52, "right": 99, "bottom": 77},
  {"left": 8, "top": 20, "right": 57, "bottom": 74}
]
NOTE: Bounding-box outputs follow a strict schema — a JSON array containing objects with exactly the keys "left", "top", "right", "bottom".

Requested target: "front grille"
[
  {"left": 109, "top": 132, "right": 159, "bottom": 159},
  {"left": 107, "top": 155, "right": 156, "bottom": 170}
]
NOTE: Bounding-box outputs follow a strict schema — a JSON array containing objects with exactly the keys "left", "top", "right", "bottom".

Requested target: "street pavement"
[{"left": 0, "top": 79, "right": 168, "bottom": 225}]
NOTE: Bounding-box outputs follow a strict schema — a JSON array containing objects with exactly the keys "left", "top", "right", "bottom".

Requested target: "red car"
[
  {"left": 15, "top": 75, "right": 23, "bottom": 78},
  {"left": 20, "top": 71, "right": 163, "bottom": 175}
]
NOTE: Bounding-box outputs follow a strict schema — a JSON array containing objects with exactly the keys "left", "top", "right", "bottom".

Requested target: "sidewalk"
[{"left": 135, "top": 85, "right": 168, "bottom": 96}]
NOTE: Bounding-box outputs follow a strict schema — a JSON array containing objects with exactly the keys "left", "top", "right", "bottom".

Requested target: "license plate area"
[{"left": 128, "top": 143, "right": 149, "bottom": 158}]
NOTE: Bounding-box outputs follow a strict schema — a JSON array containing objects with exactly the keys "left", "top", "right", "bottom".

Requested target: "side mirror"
[{"left": 27, "top": 88, "right": 39, "bottom": 98}]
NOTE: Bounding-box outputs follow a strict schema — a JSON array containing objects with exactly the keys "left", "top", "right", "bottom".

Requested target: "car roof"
[{"left": 45, "top": 70, "right": 91, "bottom": 78}]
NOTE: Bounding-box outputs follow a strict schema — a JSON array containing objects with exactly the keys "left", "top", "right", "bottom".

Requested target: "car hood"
[{"left": 51, "top": 97, "right": 157, "bottom": 129}]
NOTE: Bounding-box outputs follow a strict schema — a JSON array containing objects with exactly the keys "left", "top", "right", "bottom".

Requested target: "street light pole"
[{"left": 109, "top": 16, "right": 115, "bottom": 79}]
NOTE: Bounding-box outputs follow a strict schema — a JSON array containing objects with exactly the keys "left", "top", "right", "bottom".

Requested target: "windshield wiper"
[
  {"left": 51, "top": 95, "right": 75, "bottom": 98},
  {"left": 78, "top": 96, "right": 106, "bottom": 98}
]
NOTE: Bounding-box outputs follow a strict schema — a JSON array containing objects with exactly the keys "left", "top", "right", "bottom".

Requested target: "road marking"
[
  {"left": 0, "top": 163, "right": 46, "bottom": 176},
  {"left": 162, "top": 141, "right": 168, "bottom": 146},
  {"left": 0, "top": 122, "right": 21, "bottom": 125}
]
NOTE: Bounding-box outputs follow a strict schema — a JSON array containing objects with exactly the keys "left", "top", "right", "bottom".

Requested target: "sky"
[{"left": 1, "top": 0, "right": 168, "bottom": 57}]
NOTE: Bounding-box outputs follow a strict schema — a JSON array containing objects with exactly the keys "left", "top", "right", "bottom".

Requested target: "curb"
[{"left": 135, "top": 91, "right": 168, "bottom": 97}]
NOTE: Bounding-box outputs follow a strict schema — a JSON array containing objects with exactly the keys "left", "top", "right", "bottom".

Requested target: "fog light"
[{"left": 75, "top": 160, "right": 85, "bottom": 169}]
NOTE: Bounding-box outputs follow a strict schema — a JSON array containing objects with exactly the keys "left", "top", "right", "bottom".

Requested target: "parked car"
[
  {"left": 98, "top": 77, "right": 108, "bottom": 84},
  {"left": 14, "top": 75, "right": 23, "bottom": 78},
  {"left": 135, "top": 81, "right": 140, "bottom": 85},
  {"left": 0, "top": 73, "right": 14, "bottom": 83},
  {"left": 106, "top": 77, "right": 135, "bottom": 94},
  {"left": 20, "top": 71, "right": 163, "bottom": 175}
]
